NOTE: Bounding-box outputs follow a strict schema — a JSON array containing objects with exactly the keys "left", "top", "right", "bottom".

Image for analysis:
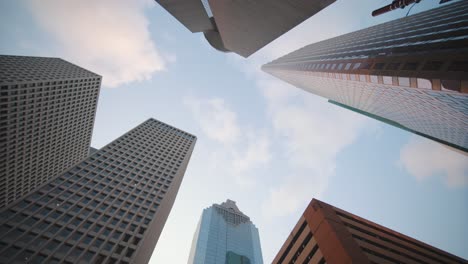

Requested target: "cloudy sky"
[{"left": 1, "top": 0, "right": 467, "bottom": 262}]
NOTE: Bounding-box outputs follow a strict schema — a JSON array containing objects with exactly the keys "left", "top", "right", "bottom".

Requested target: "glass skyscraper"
[
  {"left": 262, "top": 1, "right": 468, "bottom": 153},
  {"left": 188, "top": 200, "right": 263, "bottom": 264}
]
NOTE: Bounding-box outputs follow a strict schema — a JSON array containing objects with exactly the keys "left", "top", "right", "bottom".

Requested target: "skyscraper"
[
  {"left": 0, "top": 118, "right": 196, "bottom": 264},
  {"left": 262, "top": 1, "right": 468, "bottom": 153},
  {"left": 188, "top": 199, "right": 263, "bottom": 264},
  {"left": 0, "top": 55, "right": 101, "bottom": 208},
  {"left": 155, "top": 0, "right": 335, "bottom": 57},
  {"left": 273, "top": 198, "right": 467, "bottom": 264}
]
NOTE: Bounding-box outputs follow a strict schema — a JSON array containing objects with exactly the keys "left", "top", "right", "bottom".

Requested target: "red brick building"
[{"left": 272, "top": 199, "right": 467, "bottom": 264}]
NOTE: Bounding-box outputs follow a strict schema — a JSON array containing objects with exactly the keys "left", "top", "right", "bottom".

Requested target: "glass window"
[
  {"left": 92, "top": 238, "right": 104, "bottom": 249},
  {"left": 18, "top": 232, "right": 36, "bottom": 244},
  {"left": 132, "top": 237, "right": 141, "bottom": 246},
  {"left": 383, "top": 76, "right": 393, "bottom": 85},
  {"left": 48, "top": 224, "right": 61, "bottom": 234},
  {"left": 58, "top": 228, "right": 72, "bottom": 238},
  {"left": 112, "top": 231, "right": 122, "bottom": 240},
  {"left": 417, "top": 78, "right": 432, "bottom": 89},
  {"left": 398, "top": 77, "right": 410, "bottom": 87},
  {"left": 81, "top": 251, "right": 95, "bottom": 262},
  {"left": 68, "top": 247, "right": 84, "bottom": 259},
  {"left": 56, "top": 243, "right": 72, "bottom": 257},
  {"left": 103, "top": 241, "right": 114, "bottom": 251},
  {"left": 70, "top": 231, "right": 83, "bottom": 242},
  {"left": 125, "top": 248, "right": 134, "bottom": 258},
  {"left": 115, "top": 245, "right": 125, "bottom": 254},
  {"left": 83, "top": 235, "right": 93, "bottom": 245},
  {"left": 46, "top": 240, "right": 60, "bottom": 252},
  {"left": 441, "top": 80, "right": 461, "bottom": 92},
  {"left": 83, "top": 221, "right": 93, "bottom": 229}
]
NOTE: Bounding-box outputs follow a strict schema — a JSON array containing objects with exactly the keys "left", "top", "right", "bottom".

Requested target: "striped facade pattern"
[
  {"left": 262, "top": 1, "right": 468, "bottom": 152},
  {"left": 273, "top": 199, "right": 467, "bottom": 264}
]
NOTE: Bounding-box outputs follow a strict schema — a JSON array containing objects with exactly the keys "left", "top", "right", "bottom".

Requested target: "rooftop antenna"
[{"left": 372, "top": 0, "right": 455, "bottom": 17}]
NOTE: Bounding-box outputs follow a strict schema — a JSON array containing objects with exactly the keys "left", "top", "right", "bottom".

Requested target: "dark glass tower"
[
  {"left": 188, "top": 200, "right": 263, "bottom": 264},
  {"left": 0, "top": 55, "right": 102, "bottom": 208},
  {"left": 262, "top": 1, "right": 468, "bottom": 153},
  {"left": 0, "top": 118, "right": 196, "bottom": 264}
]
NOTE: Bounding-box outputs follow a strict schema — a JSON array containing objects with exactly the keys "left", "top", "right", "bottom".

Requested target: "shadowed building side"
[{"left": 154, "top": 0, "right": 335, "bottom": 57}]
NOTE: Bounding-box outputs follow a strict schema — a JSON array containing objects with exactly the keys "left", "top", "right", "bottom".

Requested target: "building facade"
[
  {"left": 0, "top": 55, "right": 102, "bottom": 208},
  {"left": 0, "top": 118, "right": 196, "bottom": 264},
  {"left": 262, "top": 1, "right": 468, "bottom": 152},
  {"left": 188, "top": 200, "right": 263, "bottom": 264},
  {"left": 273, "top": 198, "right": 467, "bottom": 264},
  {"left": 155, "top": 0, "right": 335, "bottom": 57}
]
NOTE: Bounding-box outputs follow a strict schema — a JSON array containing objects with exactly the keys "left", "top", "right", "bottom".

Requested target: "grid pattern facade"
[
  {"left": 0, "top": 118, "right": 196, "bottom": 264},
  {"left": 188, "top": 200, "right": 263, "bottom": 264},
  {"left": 0, "top": 55, "right": 101, "bottom": 208},
  {"left": 273, "top": 199, "right": 467, "bottom": 264},
  {"left": 262, "top": 1, "right": 468, "bottom": 152}
]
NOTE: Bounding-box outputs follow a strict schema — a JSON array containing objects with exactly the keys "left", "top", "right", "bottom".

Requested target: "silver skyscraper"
[{"left": 263, "top": 1, "right": 468, "bottom": 153}]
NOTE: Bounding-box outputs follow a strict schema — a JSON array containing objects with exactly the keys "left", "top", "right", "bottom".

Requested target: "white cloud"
[
  {"left": 27, "top": 0, "right": 168, "bottom": 87},
  {"left": 183, "top": 96, "right": 241, "bottom": 145},
  {"left": 399, "top": 137, "right": 468, "bottom": 187},
  {"left": 259, "top": 77, "right": 369, "bottom": 217},
  {"left": 183, "top": 96, "right": 272, "bottom": 187},
  {"left": 231, "top": 130, "right": 272, "bottom": 186},
  {"left": 227, "top": 17, "right": 372, "bottom": 217}
]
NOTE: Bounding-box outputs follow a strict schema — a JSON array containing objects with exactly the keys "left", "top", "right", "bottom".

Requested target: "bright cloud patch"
[
  {"left": 183, "top": 96, "right": 241, "bottom": 145},
  {"left": 400, "top": 137, "right": 468, "bottom": 187},
  {"left": 184, "top": 96, "right": 271, "bottom": 187},
  {"left": 27, "top": 0, "right": 167, "bottom": 87},
  {"left": 259, "top": 76, "right": 368, "bottom": 217}
]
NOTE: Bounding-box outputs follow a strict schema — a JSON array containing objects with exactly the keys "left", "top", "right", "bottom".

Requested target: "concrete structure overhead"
[
  {"left": 154, "top": 0, "right": 336, "bottom": 57},
  {"left": 188, "top": 199, "right": 263, "bottom": 264},
  {"left": 207, "top": 0, "right": 336, "bottom": 57},
  {"left": 263, "top": 1, "right": 468, "bottom": 153},
  {"left": 273, "top": 198, "right": 467, "bottom": 264},
  {"left": 0, "top": 55, "right": 102, "bottom": 208},
  {"left": 155, "top": 0, "right": 214, "bottom": 33},
  {"left": 0, "top": 118, "right": 196, "bottom": 264}
]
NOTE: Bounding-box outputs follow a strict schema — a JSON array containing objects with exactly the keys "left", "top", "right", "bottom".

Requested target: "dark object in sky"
[
  {"left": 372, "top": 0, "right": 455, "bottom": 16},
  {"left": 154, "top": 0, "right": 336, "bottom": 58}
]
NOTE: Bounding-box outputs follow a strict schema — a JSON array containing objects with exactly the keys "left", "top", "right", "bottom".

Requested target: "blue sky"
[{"left": 1, "top": 0, "right": 467, "bottom": 263}]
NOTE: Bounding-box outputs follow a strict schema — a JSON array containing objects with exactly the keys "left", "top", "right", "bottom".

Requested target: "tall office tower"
[
  {"left": 0, "top": 118, "right": 196, "bottom": 264},
  {"left": 263, "top": 1, "right": 468, "bottom": 153},
  {"left": 188, "top": 199, "right": 263, "bottom": 264},
  {"left": 273, "top": 198, "right": 467, "bottom": 264},
  {"left": 155, "top": 0, "right": 335, "bottom": 57},
  {"left": 0, "top": 55, "right": 101, "bottom": 208}
]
